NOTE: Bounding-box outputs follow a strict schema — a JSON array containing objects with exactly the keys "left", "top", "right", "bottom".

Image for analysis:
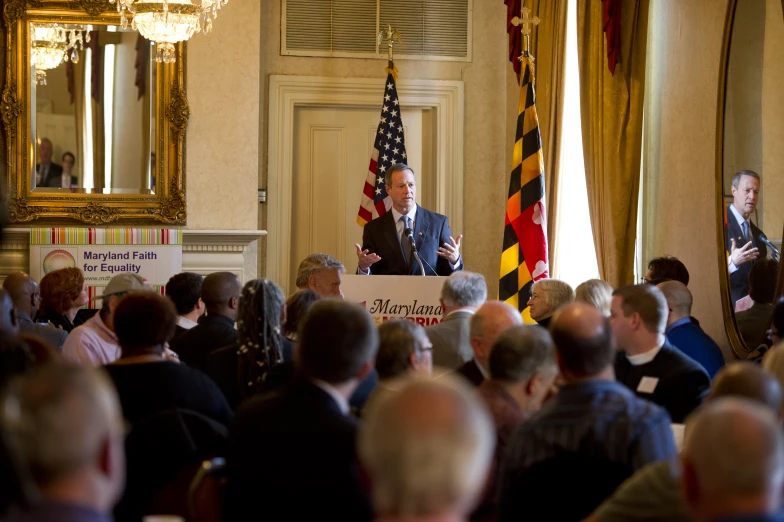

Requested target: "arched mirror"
[{"left": 717, "top": 0, "right": 784, "bottom": 358}]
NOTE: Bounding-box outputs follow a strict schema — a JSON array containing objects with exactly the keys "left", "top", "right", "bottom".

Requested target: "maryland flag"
[{"left": 499, "top": 56, "right": 549, "bottom": 322}]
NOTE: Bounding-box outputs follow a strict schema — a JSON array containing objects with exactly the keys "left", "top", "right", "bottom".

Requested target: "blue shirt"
[
  {"left": 505, "top": 380, "right": 676, "bottom": 471},
  {"left": 666, "top": 318, "right": 725, "bottom": 378}
]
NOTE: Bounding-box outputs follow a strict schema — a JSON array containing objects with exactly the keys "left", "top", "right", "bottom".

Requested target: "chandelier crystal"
[
  {"left": 109, "top": 0, "right": 228, "bottom": 63},
  {"left": 30, "top": 23, "right": 90, "bottom": 85}
]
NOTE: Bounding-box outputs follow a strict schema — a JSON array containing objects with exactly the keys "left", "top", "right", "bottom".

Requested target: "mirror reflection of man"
[
  {"left": 726, "top": 170, "right": 767, "bottom": 304},
  {"left": 35, "top": 137, "right": 62, "bottom": 187}
]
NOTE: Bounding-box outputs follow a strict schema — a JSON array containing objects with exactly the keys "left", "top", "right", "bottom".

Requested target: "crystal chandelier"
[
  {"left": 30, "top": 24, "right": 90, "bottom": 85},
  {"left": 109, "top": 0, "right": 228, "bottom": 63}
]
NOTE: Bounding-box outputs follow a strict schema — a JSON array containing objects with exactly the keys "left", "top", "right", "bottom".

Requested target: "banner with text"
[
  {"left": 30, "top": 228, "right": 183, "bottom": 300},
  {"left": 341, "top": 275, "right": 447, "bottom": 327}
]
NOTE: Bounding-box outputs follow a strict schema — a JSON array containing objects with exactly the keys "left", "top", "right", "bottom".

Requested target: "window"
[
  {"left": 552, "top": 0, "right": 600, "bottom": 288},
  {"left": 282, "top": 0, "right": 471, "bottom": 61}
]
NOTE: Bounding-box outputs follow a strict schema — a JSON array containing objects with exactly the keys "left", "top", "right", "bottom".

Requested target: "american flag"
[{"left": 356, "top": 73, "right": 407, "bottom": 226}]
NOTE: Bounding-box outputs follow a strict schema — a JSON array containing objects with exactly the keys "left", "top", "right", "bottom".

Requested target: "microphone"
[
  {"left": 404, "top": 228, "right": 426, "bottom": 276},
  {"left": 759, "top": 233, "right": 781, "bottom": 259}
]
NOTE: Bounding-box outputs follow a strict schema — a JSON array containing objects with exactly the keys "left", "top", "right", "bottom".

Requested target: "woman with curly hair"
[{"left": 37, "top": 267, "right": 89, "bottom": 332}]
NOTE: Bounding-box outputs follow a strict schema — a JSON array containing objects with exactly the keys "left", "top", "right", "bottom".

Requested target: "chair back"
[{"left": 188, "top": 458, "right": 227, "bottom": 522}]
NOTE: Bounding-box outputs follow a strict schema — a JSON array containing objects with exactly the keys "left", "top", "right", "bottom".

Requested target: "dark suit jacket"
[
  {"left": 614, "top": 341, "right": 711, "bottom": 423},
  {"left": 726, "top": 205, "right": 768, "bottom": 304},
  {"left": 36, "top": 163, "right": 62, "bottom": 187},
  {"left": 361, "top": 206, "right": 461, "bottom": 276},
  {"left": 457, "top": 358, "right": 486, "bottom": 387},
  {"left": 426, "top": 310, "right": 474, "bottom": 370},
  {"left": 46, "top": 174, "right": 77, "bottom": 188},
  {"left": 666, "top": 321, "right": 726, "bottom": 378},
  {"left": 169, "top": 314, "right": 237, "bottom": 373},
  {"left": 225, "top": 379, "right": 372, "bottom": 522}
]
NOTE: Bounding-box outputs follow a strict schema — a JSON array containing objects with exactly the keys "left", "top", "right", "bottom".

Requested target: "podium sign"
[{"left": 341, "top": 275, "right": 447, "bottom": 326}]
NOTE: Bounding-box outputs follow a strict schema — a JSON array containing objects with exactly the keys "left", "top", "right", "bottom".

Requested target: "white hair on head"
[{"left": 359, "top": 373, "right": 494, "bottom": 516}]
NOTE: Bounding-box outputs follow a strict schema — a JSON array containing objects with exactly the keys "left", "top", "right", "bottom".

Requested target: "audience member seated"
[
  {"left": 527, "top": 278, "right": 575, "bottom": 328},
  {"left": 206, "top": 279, "right": 286, "bottom": 408},
  {"left": 359, "top": 375, "right": 494, "bottom": 522},
  {"left": 575, "top": 279, "right": 613, "bottom": 317},
  {"left": 105, "top": 292, "right": 232, "bottom": 522},
  {"left": 499, "top": 303, "right": 676, "bottom": 522},
  {"left": 457, "top": 301, "right": 523, "bottom": 386},
  {"left": 104, "top": 292, "right": 231, "bottom": 426},
  {"left": 474, "top": 325, "right": 558, "bottom": 521},
  {"left": 768, "top": 298, "right": 784, "bottom": 346},
  {"left": 0, "top": 290, "right": 18, "bottom": 336},
  {"left": 61, "top": 273, "right": 150, "bottom": 366},
  {"left": 295, "top": 253, "right": 346, "bottom": 298},
  {"left": 611, "top": 284, "right": 710, "bottom": 423},
  {"left": 682, "top": 398, "right": 784, "bottom": 522},
  {"left": 367, "top": 319, "right": 433, "bottom": 407},
  {"left": 165, "top": 272, "right": 205, "bottom": 338},
  {"left": 658, "top": 280, "right": 725, "bottom": 378},
  {"left": 3, "top": 273, "right": 67, "bottom": 351},
  {"left": 588, "top": 362, "right": 783, "bottom": 522},
  {"left": 644, "top": 255, "right": 690, "bottom": 286},
  {"left": 170, "top": 271, "right": 241, "bottom": 373},
  {"left": 426, "top": 271, "right": 487, "bottom": 370},
  {"left": 736, "top": 259, "right": 779, "bottom": 352},
  {"left": 282, "top": 288, "right": 320, "bottom": 343},
  {"left": 0, "top": 364, "right": 125, "bottom": 522},
  {"left": 762, "top": 346, "right": 784, "bottom": 416},
  {"left": 0, "top": 332, "right": 34, "bottom": 389},
  {"left": 225, "top": 300, "right": 378, "bottom": 521},
  {"left": 36, "top": 267, "right": 88, "bottom": 333}
]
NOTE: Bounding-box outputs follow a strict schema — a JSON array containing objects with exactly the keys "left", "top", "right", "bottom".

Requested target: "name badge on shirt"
[{"left": 637, "top": 376, "right": 659, "bottom": 394}]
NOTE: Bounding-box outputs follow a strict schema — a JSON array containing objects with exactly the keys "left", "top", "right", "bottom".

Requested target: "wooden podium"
[{"left": 341, "top": 275, "right": 448, "bottom": 326}]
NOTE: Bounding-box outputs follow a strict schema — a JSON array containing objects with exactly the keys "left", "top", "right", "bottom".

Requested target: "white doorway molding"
[{"left": 266, "top": 75, "right": 465, "bottom": 288}]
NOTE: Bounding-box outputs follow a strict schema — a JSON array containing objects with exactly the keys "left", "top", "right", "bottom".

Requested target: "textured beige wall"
[
  {"left": 185, "top": 1, "right": 260, "bottom": 230},
  {"left": 257, "top": 1, "right": 519, "bottom": 294},
  {"left": 644, "top": 0, "right": 731, "bottom": 355},
  {"left": 762, "top": 0, "right": 784, "bottom": 241}
]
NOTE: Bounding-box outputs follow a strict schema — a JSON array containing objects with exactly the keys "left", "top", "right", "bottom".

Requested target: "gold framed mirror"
[
  {"left": 1, "top": 0, "right": 187, "bottom": 225},
  {"left": 717, "top": 0, "right": 784, "bottom": 358}
]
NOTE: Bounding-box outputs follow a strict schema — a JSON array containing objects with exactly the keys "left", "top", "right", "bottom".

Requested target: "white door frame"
[{"left": 266, "top": 74, "right": 465, "bottom": 288}]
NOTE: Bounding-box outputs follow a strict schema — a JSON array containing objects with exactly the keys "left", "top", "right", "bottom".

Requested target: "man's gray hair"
[
  {"left": 489, "top": 325, "right": 557, "bottom": 383},
  {"left": 684, "top": 397, "right": 784, "bottom": 497},
  {"left": 731, "top": 169, "right": 760, "bottom": 189},
  {"left": 359, "top": 374, "right": 494, "bottom": 517},
  {"left": 532, "top": 279, "right": 575, "bottom": 313},
  {"left": 385, "top": 163, "right": 415, "bottom": 189},
  {"left": 295, "top": 253, "right": 346, "bottom": 288},
  {"left": 440, "top": 271, "right": 487, "bottom": 308},
  {"left": 1, "top": 364, "right": 123, "bottom": 484}
]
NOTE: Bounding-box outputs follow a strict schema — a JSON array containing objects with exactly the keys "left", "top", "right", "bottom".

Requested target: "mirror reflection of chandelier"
[
  {"left": 30, "top": 24, "right": 90, "bottom": 86},
  {"left": 109, "top": 0, "right": 228, "bottom": 63}
]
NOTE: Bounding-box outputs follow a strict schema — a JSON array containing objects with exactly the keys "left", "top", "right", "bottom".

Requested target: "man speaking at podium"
[{"left": 355, "top": 163, "right": 463, "bottom": 276}]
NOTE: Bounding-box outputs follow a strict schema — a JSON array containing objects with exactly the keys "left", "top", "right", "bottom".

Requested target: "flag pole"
[
  {"left": 511, "top": 6, "right": 540, "bottom": 84},
  {"left": 378, "top": 24, "right": 402, "bottom": 79}
]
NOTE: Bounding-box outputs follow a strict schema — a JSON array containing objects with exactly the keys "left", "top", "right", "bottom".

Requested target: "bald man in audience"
[
  {"left": 0, "top": 364, "right": 126, "bottom": 522},
  {"left": 359, "top": 375, "right": 494, "bottom": 522},
  {"left": 500, "top": 303, "right": 676, "bottom": 522},
  {"left": 612, "top": 284, "right": 711, "bottom": 423},
  {"left": 3, "top": 272, "right": 67, "bottom": 350},
  {"left": 587, "top": 362, "right": 783, "bottom": 522},
  {"left": 169, "top": 271, "right": 241, "bottom": 372},
  {"left": 658, "top": 281, "right": 725, "bottom": 378},
  {"left": 683, "top": 398, "right": 784, "bottom": 522},
  {"left": 474, "top": 325, "right": 559, "bottom": 520},
  {"left": 456, "top": 301, "right": 523, "bottom": 386},
  {"left": 295, "top": 253, "right": 345, "bottom": 299}
]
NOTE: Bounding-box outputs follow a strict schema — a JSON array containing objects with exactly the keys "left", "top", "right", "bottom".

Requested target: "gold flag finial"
[
  {"left": 511, "top": 6, "right": 540, "bottom": 61},
  {"left": 378, "top": 25, "right": 403, "bottom": 63}
]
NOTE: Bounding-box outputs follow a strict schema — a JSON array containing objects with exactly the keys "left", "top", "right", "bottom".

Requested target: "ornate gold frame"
[{"left": 1, "top": 0, "right": 187, "bottom": 225}]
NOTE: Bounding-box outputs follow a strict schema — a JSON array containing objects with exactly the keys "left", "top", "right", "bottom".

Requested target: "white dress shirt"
[
  {"left": 177, "top": 316, "right": 198, "bottom": 330},
  {"left": 312, "top": 379, "right": 350, "bottom": 415},
  {"left": 626, "top": 345, "right": 662, "bottom": 366}
]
